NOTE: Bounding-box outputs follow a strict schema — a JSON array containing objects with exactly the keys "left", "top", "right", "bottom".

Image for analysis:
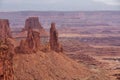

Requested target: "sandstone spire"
[
  {"left": 26, "top": 28, "right": 41, "bottom": 50},
  {"left": 17, "top": 28, "right": 41, "bottom": 53},
  {"left": 50, "top": 23, "right": 63, "bottom": 52},
  {"left": 0, "top": 19, "right": 12, "bottom": 41}
]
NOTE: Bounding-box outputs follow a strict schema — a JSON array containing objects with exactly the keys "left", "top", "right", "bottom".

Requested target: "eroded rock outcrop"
[
  {"left": 20, "top": 17, "right": 48, "bottom": 38},
  {"left": 50, "top": 23, "right": 63, "bottom": 52},
  {"left": 0, "top": 19, "right": 12, "bottom": 41},
  {"left": 24, "top": 17, "right": 43, "bottom": 30},
  {"left": 26, "top": 28, "right": 41, "bottom": 50},
  {"left": 0, "top": 40, "right": 14, "bottom": 80},
  {"left": 16, "top": 28, "right": 41, "bottom": 53},
  {"left": 0, "top": 19, "right": 14, "bottom": 80}
]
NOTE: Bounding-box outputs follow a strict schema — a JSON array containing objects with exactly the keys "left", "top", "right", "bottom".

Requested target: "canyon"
[{"left": 0, "top": 11, "right": 120, "bottom": 80}]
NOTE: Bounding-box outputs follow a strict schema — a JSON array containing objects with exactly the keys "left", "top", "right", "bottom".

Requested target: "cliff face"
[
  {"left": 0, "top": 19, "right": 14, "bottom": 80},
  {"left": 50, "top": 23, "right": 63, "bottom": 52},
  {"left": 0, "top": 19, "right": 12, "bottom": 41},
  {"left": 0, "top": 40, "right": 14, "bottom": 80},
  {"left": 2, "top": 39, "right": 14, "bottom": 80}
]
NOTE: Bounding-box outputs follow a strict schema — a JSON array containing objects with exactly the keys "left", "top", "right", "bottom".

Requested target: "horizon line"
[{"left": 0, "top": 10, "right": 120, "bottom": 13}]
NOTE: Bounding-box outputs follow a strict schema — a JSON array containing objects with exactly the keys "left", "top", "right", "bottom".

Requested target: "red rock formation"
[
  {"left": 24, "top": 17, "right": 43, "bottom": 30},
  {"left": 17, "top": 40, "right": 29, "bottom": 53},
  {"left": 26, "top": 28, "right": 41, "bottom": 50},
  {"left": 0, "top": 39, "right": 14, "bottom": 80},
  {"left": 50, "top": 23, "right": 63, "bottom": 52},
  {"left": 0, "top": 19, "right": 14, "bottom": 80},
  {"left": 17, "top": 28, "right": 41, "bottom": 53},
  {"left": 0, "top": 19, "right": 12, "bottom": 41},
  {"left": 20, "top": 17, "right": 48, "bottom": 37}
]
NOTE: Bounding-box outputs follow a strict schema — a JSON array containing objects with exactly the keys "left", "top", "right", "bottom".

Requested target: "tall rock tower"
[
  {"left": 26, "top": 28, "right": 41, "bottom": 50},
  {"left": 17, "top": 28, "right": 41, "bottom": 53},
  {"left": 0, "top": 19, "right": 14, "bottom": 80},
  {"left": 0, "top": 19, "right": 12, "bottom": 41},
  {"left": 50, "top": 23, "right": 63, "bottom": 52}
]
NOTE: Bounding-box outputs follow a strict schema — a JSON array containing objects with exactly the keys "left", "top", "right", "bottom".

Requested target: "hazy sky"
[{"left": 0, "top": 0, "right": 120, "bottom": 11}]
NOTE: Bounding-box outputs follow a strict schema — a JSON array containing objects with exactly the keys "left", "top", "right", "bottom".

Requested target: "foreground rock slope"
[{"left": 13, "top": 51, "right": 110, "bottom": 80}]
